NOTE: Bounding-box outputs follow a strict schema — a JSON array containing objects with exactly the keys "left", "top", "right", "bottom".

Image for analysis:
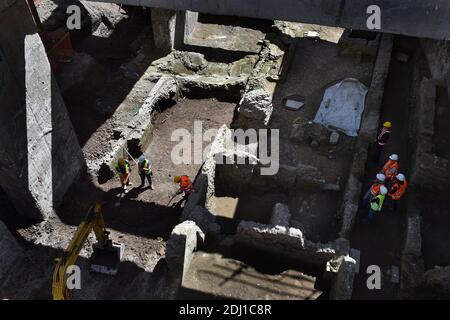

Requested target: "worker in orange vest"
[
  {"left": 372, "top": 121, "right": 392, "bottom": 162},
  {"left": 363, "top": 185, "right": 388, "bottom": 223},
  {"left": 115, "top": 158, "right": 132, "bottom": 194},
  {"left": 388, "top": 173, "right": 408, "bottom": 211},
  {"left": 174, "top": 175, "right": 194, "bottom": 199},
  {"left": 381, "top": 154, "right": 399, "bottom": 183},
  {"left": 363, "top": 173, "right": 386, "bottom": 208}
]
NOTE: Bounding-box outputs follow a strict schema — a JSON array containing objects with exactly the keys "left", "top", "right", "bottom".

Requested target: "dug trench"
[{"left": 0, "top": 91, "right": 240, "bottom": 299}]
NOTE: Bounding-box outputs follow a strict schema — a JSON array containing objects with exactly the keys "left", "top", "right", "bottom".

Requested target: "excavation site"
[{"left": 2, "top": 0, "right": 450, "bottom": 303}]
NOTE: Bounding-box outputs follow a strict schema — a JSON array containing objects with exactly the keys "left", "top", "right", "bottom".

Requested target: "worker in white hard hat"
[
  {"left": 372, "top": 121, "right": 392, "bottom": 162},
  {"left": 362, "top": 173, "right": 386, "bottom": 208},
  {"left": 364, "top": 185, "right": 388, "bottom": 223},
  {"left": 388, "top": 173, "right": 408, "bottom": 211},
  {"left": 381, "top": 154, "right": 399, "bottom": 183}
]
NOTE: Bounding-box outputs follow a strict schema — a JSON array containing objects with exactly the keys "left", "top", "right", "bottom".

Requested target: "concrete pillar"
[
  {"left": 0, "top": 0, "right": 84, "bottom": 220},
  {"left": 151, "top": 8, "right": 198, "bottom": 54},
  {"left": 151, "top": 8, "right": 177, "bottom": 54},
  {"left": 175, "top": 10, "right": 198, "bottom": 48}
]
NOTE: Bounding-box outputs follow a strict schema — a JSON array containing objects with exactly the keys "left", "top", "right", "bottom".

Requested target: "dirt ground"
[
  {"left": 97, "top": 97, "right": 237, "bottom": 212},
  {"left": 1, "top": 98, "right": 237, "bottom": 299},
  {"left": 180, "top": 252, "right": 321, "bottom": 300},
  {"left": 350, "top": 37, "right": 415, "bottom": 299},
  {"left": 421, "top": 200, "right": 450, "bottom": 270},
  {"left": 270, "top": 37, "right": 374, "bottom": 242},
  {"left": 186, "top": 14, "right": 273, "bottom": 53},
  {"left": 433, "top": 86, "right": 450, "bottom": 159}
]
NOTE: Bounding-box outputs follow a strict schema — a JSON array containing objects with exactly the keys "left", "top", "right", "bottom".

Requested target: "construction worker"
[
  {"left": 364, "top": 185, "right": 388, "bottom": 223},
  {"left": 363, "top": 173, "right": 386, "bottom": 208},
  {"left": 373, "top": 121, "right": 392, "bottom": 162},
  {"left": 115, "top": 158, "right": 132, "bottom": 193},
  {"left": 381, "top": 154, "right": 399, "bottom": 183},
  {"left": 388, "top": 173, "right": 408, "bottom": 211},
  {"left": 138, "top": 155, "right": 154, "bottom": 189},
  {"left": 174, "top": 175, "right": 193, "bottom": 198}
]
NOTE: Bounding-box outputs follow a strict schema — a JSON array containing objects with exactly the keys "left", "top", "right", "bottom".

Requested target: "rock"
[
  {"left": 311, "top": 140, "right": 319, "bottom": 148},
  {"left": 166, "top": 221, "right": 205, "bottom": 281},
  {"left": 0, "top": 222, "right": 23, "bottom": 281},
  {"left": 391, "top": 265, "right": 400, "bottom": 283},
  {"left": 400, "top": 253, "right": 424, "bottom": 296},
  {"left": 56, "top": 52, "right": 101, "bottom": 94},
  {"left": 303, "top": 31, "right": 320, "bottom": 40},
  {"left": 423, "top": 265, "right": 450, "bottom": 294},
  {"left": 329, "top": 255, "right": 357, "bottom": 300},
  {"left": 329, "top": 131, "right": 340, "bottom": 145},
  {"left": 235, "top": 221, "right": 346, "bottom": 266},
  {"left": 173, "top": 51, "right": 207, "bottom": 72},
  {"left": 290, "top": 118, "right": 328, "bottom": 144},
  {"left": 237, "top": 81, "right": 273, "bottom": 129},
  {"left": 396, "top": 52, "right": 410, "bottom": 63},
  {"left": 270, "top": 203, "right": 291, "bottom": 227},
  {"left": 181, "top": 205, "right": 220, "bottom": 236},
  {"left": 220, "top": 236, "right": 235, "bottom": 247}
]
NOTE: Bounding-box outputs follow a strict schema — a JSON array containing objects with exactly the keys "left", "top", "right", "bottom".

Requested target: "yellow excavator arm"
[{"left": 52, "top": 203, "right": 122, "bottom": 300}]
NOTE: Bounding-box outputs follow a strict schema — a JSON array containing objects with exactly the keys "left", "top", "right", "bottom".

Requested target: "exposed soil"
[
  {"left": 350, "top": 37, "right": 416, "bottom": 299},
  {"left": 212, "top": 193, "right": 289, "bottom": 234},
  {"left": 96, "top": 97, "right": 237, "bottom": 211},
  {"left": 433, "top": 85, "right": 450, "bottom": 159},
  {"left": 179, "top": 251, "right": 322, "bottom": 300},
  {"left": 270, "top": 37, "right": 375, "bottom": 242},
  {"left": 421, "top": 200, "right": 450, "bottom": 270},
  {"left": 187, "top": 14, "right": 273, "bottom": 53}
]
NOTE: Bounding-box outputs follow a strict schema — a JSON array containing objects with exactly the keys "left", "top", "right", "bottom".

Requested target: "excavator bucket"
[{"left": 90, "top": 242, "right": 125, "bottom": 276}]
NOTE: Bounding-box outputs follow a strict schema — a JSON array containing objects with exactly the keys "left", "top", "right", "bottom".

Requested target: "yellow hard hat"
[
  {"left": 383, "top": 121, "right": 392, "bottom": 128},
  {"left": 174, "top": 176, "right": 181, "bottom": 183},
  {"left": 118, "top": 158, "right": 125, "bottom": 165}
]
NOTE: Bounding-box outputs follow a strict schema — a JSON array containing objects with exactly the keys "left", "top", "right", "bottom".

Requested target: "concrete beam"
[
  {"left": 87, "top": 0, "right": 450, "bottom": 40},
  {"left": 0, "top": 0, "right": 84, "bottom": 220}
]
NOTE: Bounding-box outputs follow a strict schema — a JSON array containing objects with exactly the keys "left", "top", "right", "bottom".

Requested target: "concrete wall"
[
  {"left": 89, "top": 0, "right": 450, "bottom": 41},
  {"left": 0, "top": 0, "right": 83, "bottom": 220},
  {"left": 151, "top": 9, "right": 198, "bottom": 54},
  {"left": 410, "top": 79, "right": 450, "bottom": 200},
  {"left": 174, "top": 10, "right": 198, "bottom": 49},
  {"left": 421, "top": 39, "right": 450, "bottom": 84},
  {"left": 151, "top": 8, "right": 177, "bottom": 54}
]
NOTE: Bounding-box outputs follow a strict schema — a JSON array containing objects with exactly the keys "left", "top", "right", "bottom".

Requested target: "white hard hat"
[
  {"left": 389, "top": 154, "right": 399, "bottom": 161},
  {"left": 380, "top": 186, "right": 388, "bottom": 195},
  {"left": 396, "top": 173, "right": 405, "bottom": 181},
  {"left": 376, "top": 173, "right": 386, "bottom": 182}
]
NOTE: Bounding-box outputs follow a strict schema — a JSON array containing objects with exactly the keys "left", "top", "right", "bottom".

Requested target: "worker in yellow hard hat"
[
  {"left": 372, "top": 121, "right": 392, "bottom": 162},
  {"left": 115, "top": 158, "right": 132, "bottom": 193}
]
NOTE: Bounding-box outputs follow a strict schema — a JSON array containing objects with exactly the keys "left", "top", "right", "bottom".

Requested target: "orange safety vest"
[
  {"left": 370, "top": 182, "right": 383, "bottom": 197},
  {"left": 390, "top": 180, "right": 408, "bottom": 200},
  {"left": 382, "top": 160, "right": 398, "bottom": 180},
  {"left": 180, "top": 176, "right": 193, "bottom": 193}
]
